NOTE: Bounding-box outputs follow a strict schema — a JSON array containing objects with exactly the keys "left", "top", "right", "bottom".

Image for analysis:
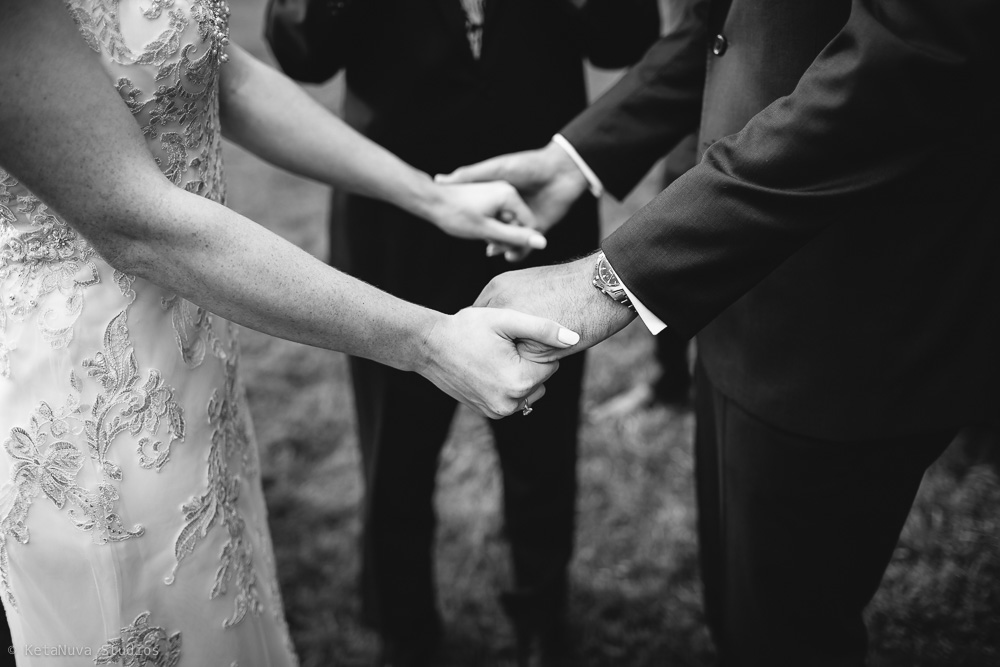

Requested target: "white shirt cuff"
[
  {"left": 606, "top": 257, "right": 668, "bottom": 335},
  {"left": 551, "top": 134, "right": 604, "bottom": 198}
]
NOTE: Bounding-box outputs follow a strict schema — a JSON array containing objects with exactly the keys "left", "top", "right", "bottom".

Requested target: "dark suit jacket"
[
  {"left": 562, "top": 0, "right": 1000, "bottom": 440},
  {"left": 269, "top": 0, "right": 659, "bottom": 312}
]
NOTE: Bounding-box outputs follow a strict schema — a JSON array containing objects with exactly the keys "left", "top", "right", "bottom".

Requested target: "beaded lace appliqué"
[
  {"left": 95, "top": 611, "right": 182, "bottom": 666},
  {"left": 0, "top": 170, "right": 100, "bottom": 378},
  {"left": 1, "top": 0, "right": 231, "bottom": 376}
]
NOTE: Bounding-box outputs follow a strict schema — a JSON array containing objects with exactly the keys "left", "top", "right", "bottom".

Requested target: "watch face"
[{"left": 598, "top": 257, "right": 620, "bottom": 288}]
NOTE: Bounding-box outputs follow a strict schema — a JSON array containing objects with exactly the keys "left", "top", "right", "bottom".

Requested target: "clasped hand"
[
  {"left": 436, "top": 141, "right": 589, "bottom": 261},
  {"left": 471, "top": 254, "right": 637, "bottom": 361},
  {"left": 431, "top": 180, "right": 549, "bottom": 252},
  {"left": 419, "top": 307, "right": 580, "bottom": 419}
]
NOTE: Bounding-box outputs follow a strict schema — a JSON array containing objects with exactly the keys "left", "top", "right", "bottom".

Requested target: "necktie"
[{"left": 459, "top": 0, "right": 486, "bottom": 58}]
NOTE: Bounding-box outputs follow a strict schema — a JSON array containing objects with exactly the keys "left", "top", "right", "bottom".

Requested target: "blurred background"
[{"left": 224, "top": 1, "right": 1000, "bottom": 664}]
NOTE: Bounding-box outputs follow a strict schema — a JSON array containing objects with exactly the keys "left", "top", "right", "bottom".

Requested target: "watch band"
[{"left": 592, "top": 252, "right": 635, "bottom": 312}]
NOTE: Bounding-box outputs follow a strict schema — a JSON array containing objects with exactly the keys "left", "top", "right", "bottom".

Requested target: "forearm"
[
  {"left": 114, "top": 181, "right": 440, "bottom": 372},
  {"left": 0, "top": 3, "right": 439, "bottom": 373},
  {"left": 218, "top": 44, "right": 444, "bottom": 222},
  {"left": 477, "top": 254, "right": 635, "bottom": 356},
  {"left": 560, "top": 1, "right": 707, "bottom": 199},
  {"left": 602, "top": 0, "right": 994, "bottom": 339}
]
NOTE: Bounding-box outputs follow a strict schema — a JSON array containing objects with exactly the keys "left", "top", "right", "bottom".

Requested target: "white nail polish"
[{"left": 557, "top": 328, "right": 580, "bottom": 346}]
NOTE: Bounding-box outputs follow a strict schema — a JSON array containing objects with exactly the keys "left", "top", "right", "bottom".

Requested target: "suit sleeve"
[
  {"left": 601, "top": 0, "right": 996, "bottom": 339},
  {"left": 264, "top": 0, "right": 361, "bottom": 83},
  {"left": 560, "top": 0, "right": 710, "bottom": 199},
  {"left": 567, "top": 0, "right": 662, "bottom": 69}
]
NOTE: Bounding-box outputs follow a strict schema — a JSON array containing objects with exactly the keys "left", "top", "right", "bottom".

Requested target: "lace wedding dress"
[{"left": 0, "top": 1, "right": 299, "bottom": 664}]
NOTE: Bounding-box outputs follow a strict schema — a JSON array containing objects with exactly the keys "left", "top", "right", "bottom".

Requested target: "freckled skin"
[{"left": 0, "top": 0, "right": 578, "bottom": 419}]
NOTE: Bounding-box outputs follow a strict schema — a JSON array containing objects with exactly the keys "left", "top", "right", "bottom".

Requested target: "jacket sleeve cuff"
[{"left": 606, "top": 256, "right": 667, "bottom": 334}]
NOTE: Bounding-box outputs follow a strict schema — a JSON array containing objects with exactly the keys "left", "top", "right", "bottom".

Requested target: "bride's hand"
[
  {"left": 416, "top": 307, "right": 580, "bottom": 419},
  {"left": 426, "top": 181, "right": 549, "bottom": 251}
]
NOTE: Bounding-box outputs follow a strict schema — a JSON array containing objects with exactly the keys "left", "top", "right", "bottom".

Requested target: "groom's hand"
[
  {"left": 436, "top": 140, "right": 591, "bottom": 261},
  {"left": 474, "top": 253, "right": 636, "bottom": 359}
]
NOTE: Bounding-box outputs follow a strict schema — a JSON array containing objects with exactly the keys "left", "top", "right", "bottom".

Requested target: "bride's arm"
[
  {"left": 218, "top": 43, "right": 546, "bottom": 250},
  {"left": 0, "top": 0, "right": 578, "bottom": 418}
]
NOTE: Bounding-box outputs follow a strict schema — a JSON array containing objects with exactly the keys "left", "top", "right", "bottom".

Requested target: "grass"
[{"left": 226, "top": 2, "right": 1000, "bottom": 664}]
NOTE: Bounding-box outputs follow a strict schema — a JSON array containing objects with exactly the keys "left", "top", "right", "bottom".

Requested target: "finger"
[
  {"left": 495, "top": 309, "right": 580, "bottom": 353},
  {"left": 515, "top": 338, "right": 576, "bottom": 363},
  {"left": 498, "top": 189, "right": 539, "bottom": 233},
  {"left": 435, "top": 158, "right": 507, "bottom": 184},
  {"left": 504, "top": 247, "right": 532, "bottom": 263},
  {"left": 521, "top": 384, "right": 547, "bottom": 411},
  {"left": 482, "top": 218, "right": 547, "bottom": 250},
  {"left": 493, "top": 213, "right": 535, "bottom": 262}
]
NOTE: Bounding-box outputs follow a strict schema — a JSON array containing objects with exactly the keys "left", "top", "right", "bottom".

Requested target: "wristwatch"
[{"left": 592, "top": 252, "right": 635, "bottom": 312}]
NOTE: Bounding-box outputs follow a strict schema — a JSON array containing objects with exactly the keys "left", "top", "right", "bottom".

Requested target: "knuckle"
[{"left": 492, "top": 398, "right": 515, "bottom": 418}]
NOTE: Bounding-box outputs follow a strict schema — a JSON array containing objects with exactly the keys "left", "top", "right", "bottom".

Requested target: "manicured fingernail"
[
  {"left": 505, "top": 250, "right": 517, "bottom": 262},
  {"left": 433, "top": 173, "right": 447, "bottom": 182},
  {"left": 486, "top": 243, "right": 500, "bottom": 257},
  {"left": 557, "top": 327, "right": 580, "bottom": 346},
  {"left": 529, "top": 234, "right": 547, "bottom": 250}
]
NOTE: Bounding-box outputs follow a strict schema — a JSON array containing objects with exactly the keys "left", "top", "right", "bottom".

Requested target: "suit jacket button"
[{"left": 712, "top": 34, "right": 728, "bottom": 56}]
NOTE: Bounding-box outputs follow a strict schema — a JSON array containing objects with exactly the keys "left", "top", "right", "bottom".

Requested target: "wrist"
[
  {"left": 401, "top": 171, "right": 449, "bottom": 226},
  {"left": 547, "top": 137, "right": 599, "bottom": 198},
  {"left": 407, "top": 307, "right": 449, "bottom": 376},
  {"left": 572, "top": 252, "right": 636, "bottom": 346}
]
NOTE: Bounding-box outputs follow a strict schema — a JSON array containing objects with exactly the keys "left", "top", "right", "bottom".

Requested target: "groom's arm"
[
  {"left": 605, "top": 0, "right": 995, "bottom": 339},
  {"left": 559, "top": 0, "right": 709, "bottom": 199},
  {"left": 437, "top": 0, "right": 708, "bottom": 231},
  {"left": 478, "top": 0, "right": 995, "bottom": 345}
]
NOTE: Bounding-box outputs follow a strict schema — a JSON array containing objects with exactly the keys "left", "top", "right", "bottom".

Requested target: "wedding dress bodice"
[{"left": 0, "top": 2, "right": 298, "bottom": 665}]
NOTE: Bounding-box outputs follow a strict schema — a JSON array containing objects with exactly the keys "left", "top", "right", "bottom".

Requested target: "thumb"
[
  {"left": 494, "top": 309, "right": 581, "bottom": 362},
  {"left": 436, "top": 157, "right": 508, "bottom": 184}
]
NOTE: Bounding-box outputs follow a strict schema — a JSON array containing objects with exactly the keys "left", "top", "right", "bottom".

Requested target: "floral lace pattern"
[
  {"left": 0, "top": 0, "right": 229, "bottom": 378},
  {"left": 95, "top": 611, "right": 182, "bottom": 666},
  {"left": 0, "top": 2, "right": 294, "bottom": 662},
  {"left": 169, "top": 329, "right": 262, "bottom": 627},
  {"left": 161, "top": 294, "right": 225, "bottom": 368},
  {"left": 0, "top": 310, "right": 185, "bottom": 608}
]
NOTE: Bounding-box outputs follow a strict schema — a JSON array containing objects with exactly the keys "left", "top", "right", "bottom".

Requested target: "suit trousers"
[
  {"left": 350, "top": 350, "right": 585, "bottom": 646},
  {"left": 693, "top": 362, "right": 956, "bottom": 666}
]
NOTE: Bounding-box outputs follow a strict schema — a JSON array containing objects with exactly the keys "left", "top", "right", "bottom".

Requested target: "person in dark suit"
[
  {"left": 439, "top": 0, "right": 1000, "bottom": 664},
  {"left": 266, "top": 2, "right": 659, "bottom": 665}
]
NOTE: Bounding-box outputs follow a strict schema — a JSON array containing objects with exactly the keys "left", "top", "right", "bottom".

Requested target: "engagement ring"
[{"left": 522, "top": 399, "right": 533, "bottom": 416}]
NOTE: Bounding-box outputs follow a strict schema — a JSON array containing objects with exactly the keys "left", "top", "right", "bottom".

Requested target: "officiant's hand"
[
  {"left": 418, "top": 307, "right": 580, "bottom": 419},
  {"left": 473, "top": 254, "right": 635, "bottom": 360},
  {"left": 435, "top": 141, "right": 589, "bottom": 261},
  {"left": 428, "top": 180, "right": 549, "bottom": 251}
]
